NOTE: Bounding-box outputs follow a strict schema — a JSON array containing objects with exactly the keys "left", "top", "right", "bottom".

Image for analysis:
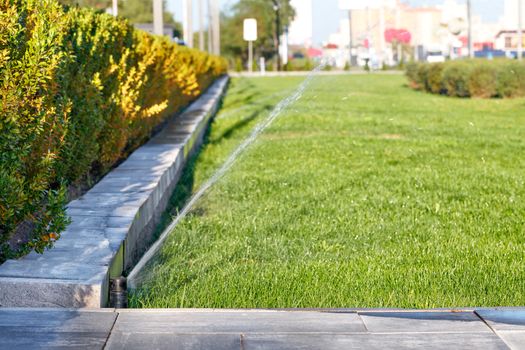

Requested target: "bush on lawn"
[
  {"left": 0, "top": 0, "right": 227, "bottom": 261},
  {"left": 496, "top": 61, "right": 525, "bottom": 98},
  {"left": 442, "top": 61, "right": 472, "bottom": 97},
  {"left": 406, "top": 59, "right": 525, "bottom": 98},
  {"left": 426, "top": 63, "right": 445, "bottom": 94}
]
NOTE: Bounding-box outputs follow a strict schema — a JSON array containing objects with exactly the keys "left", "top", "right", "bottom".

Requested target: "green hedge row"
[
  {"left": 406, "top": 60, "right": 525, "bottom": 98},
  {"left": 0, "top": 0, "right": 227, "bottom": 260}
]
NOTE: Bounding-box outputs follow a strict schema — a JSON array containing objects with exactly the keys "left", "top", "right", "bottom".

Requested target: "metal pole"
[
  {"left": 112, "top": 0, "right": 118, "bottom": 16},
  {"left": 153, "top": 0, "right": 163, "bottom": 36},
  {"left": 467, "top": 0, "right": 473, "bottom": 58},
  {"left": 379, "top": 2, "right": 386, "bottom": 65},
  {"left": 248, "top": 40, "right": 253, "bottom": 72},
  {"left": 207, "top": 0, "right": 213, "bottom": 52},
  {"left": 348, "top": 10, "right": 353, "bottom": 65},
  {"left": 366, "top": 6, "right": 371, "bottom": 59},
  {"left": 210, "top": 0, "right": 220, "bottom": 55},
  {"left": 519, "top": 0, "right": 523, "bottom": 60},
  {"left": 183, "top": 0, "right": 193, "bottom": 48},
  {"left": 199, "top": 0, "right": 205, "bottom": 51},
  {"left": 274, "top": 4, "right": 281, "bottom": 71}
]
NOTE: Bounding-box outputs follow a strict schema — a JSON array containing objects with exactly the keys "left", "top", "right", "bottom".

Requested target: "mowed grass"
[{"left": 129, "top": 74, "right": 525, "bottom": 309}]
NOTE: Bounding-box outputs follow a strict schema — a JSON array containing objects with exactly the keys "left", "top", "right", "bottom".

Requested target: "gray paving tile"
[
  {"left": 0, "top": 309, "right": 116, "bottom": 331},
  {"left": 66, "top": 215, "right": 134, "bottom": 230},
  {"left": 87, "top": 178, "right": 160, "bottom": 194},
  {"left": 16, "top": 239, "right": 119, "bottom": 265},
  {"left": 0, "top": 309, "right": 115, "bottom": 349},
  {"left": 477, "top": 309, "right": 525, "bottom": 331},
  {"left": 243, "top": 333, "right": 508, "bottom": 350},
  {"left": 0, "top": 259, "right": 108, "bottom": 280},
  {"left": 494, "top": 330, "right": 525, "bottom": 350},
  {"left": 106, "top": 332, "right": 240, "bottom": 350},
  {"left": 67, "top": 206, "right": 139, "bottom": 218},
  {"left": 0, "top": 330, "right": 109, "bottom": 350},
  {"left": 113, "top": 311, "right": 366, "bottom": 334},
  {"left": 125, "top": 148, "right": 180, "bottom": 161},
  {"left": 360, "top": 312, "right": 490, "bottom": 333},
  {"left": 67, "top": 193, "right": 148, "bottom": 209}
]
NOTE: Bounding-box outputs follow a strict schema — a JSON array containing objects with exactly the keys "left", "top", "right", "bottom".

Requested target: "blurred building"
[
  {"left": 501, "top": 0, "right": 525, "bottom": 29},
  {"left": 287, "top": 0, "right": 313, "bottom": 47},
  {"left": 495, "top": 0, "right": 525, "bottom": 57},
  {"left": 325, "top": 0, "right": 501, "bottom": 68}
]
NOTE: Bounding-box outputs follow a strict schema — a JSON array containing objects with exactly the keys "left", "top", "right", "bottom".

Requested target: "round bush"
[
  {"left": 442, "top": 62, "right": 472, "bottom": 97},
  {"left": 426, "top": 63, "right": 445, "bottom": 94},
  {"left": 496, "top": 61, "right": 525, "bottom": 98},
  {"left": 468, "top": 63, "right": 498, "bottom": 98}
]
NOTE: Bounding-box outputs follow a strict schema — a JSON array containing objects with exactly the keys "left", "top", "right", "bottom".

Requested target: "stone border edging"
[{"left": 0, "top": 76, "right": 229, "bottom": 308}]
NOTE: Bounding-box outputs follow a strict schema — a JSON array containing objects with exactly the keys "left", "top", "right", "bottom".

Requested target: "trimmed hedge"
[
  {"left": 406, "top": 60, "right": 525, "bottom": 98},
  {"left": 0, "top": 0, "right": 226, "bottom": 260}
]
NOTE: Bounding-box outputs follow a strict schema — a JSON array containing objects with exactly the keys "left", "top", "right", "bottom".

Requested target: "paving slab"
[
  {"left": 0, "top": 76, "right": 229, "bottom": 308},
  {"left": 113, "top": 310, "right": 366, "bottom": 334},
  {"left": 492, "top": 330, "right": 525, "bottom": 350},
  {"left": 105, "top": 333, "right": 241, "bottom": 350},
  {"left": 0, "top": 309, "right": 115, "bottom": 350},
  {"left": 359, "top": 311, "right": 491, "bottom": 333},
  {"left": 242, "top": 332, "right": 508, "bottom": 350},
  {"left": 1, "top": 308, "right": 524, "bottom": 349},
  {"left": 476, "top": 309, "right": 525, "bottom": 350}
]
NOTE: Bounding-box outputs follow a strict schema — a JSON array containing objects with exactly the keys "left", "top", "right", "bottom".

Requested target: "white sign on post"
[
  {"left": 243, "top": 18, "right": 258, "bottom": 41},
  {"left": 243, "top": 18, "right": 257, "bottom": 73}
]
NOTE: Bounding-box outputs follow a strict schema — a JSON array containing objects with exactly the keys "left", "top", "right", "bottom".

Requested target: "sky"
[{"left": 167, "top": 0, "right": 504, "bottom": 45}]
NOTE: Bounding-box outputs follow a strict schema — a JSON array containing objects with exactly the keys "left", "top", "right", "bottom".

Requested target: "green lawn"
[{"left": 129, "top": 74, "right": 525, "bottom": 309}]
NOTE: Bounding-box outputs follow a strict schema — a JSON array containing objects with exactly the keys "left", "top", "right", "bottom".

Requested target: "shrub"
[
  {"left": 442, "top": 61, "right": 472, "bottom": 97},
  {"left": 426, "top": 63, "right": 444, "bottom": 94},
  {"left": 405, "top": 62, "right": 429, "bottom": 91},
  {"left": 406, "top": 59, "right": 525, "bottom": 98},
  {"left": 468, "top": 62, "right": 498, "bottom": 98},
  {"left": 0, "top": 0, "right": 226, "bottom": 261},
  {"left": 496, "top": 61, "right": 525, "bottom": 98}
]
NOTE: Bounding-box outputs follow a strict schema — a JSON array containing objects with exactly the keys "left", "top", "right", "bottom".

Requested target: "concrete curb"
[{"left": 0, "top": 76, "right": 229, "bottom": 308}]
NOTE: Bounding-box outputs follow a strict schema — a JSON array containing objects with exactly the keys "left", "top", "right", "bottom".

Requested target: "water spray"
[{"left": 127, "top": 63, "right": 326, "bottom": 289}]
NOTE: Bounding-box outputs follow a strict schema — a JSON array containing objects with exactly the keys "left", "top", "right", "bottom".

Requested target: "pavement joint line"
[
  {"left": 240, "top": 333, "right": 246, "bottom": 350},
  {"left": 474, "top": 310, "right": 514, "bottom": 349},
  {"left": 102, "top": 312, "right": 119, "bottom": 350}
]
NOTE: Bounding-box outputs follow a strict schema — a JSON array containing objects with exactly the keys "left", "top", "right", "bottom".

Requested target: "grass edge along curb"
[
  {"left": 0, "top": 0, "right": 227, "bottom": 261},
  {"left": 405, "top": 59, "right": 525, "bottom": 98}
]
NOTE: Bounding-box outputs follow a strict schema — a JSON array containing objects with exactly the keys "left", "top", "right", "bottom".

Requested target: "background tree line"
[{"left": 59, "top": 0, "right": 295, "bottom": 69}]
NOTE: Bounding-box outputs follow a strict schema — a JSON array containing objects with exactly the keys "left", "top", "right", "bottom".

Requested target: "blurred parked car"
[{"left": 426, "top": 51, "right": 446, "bottom": 63}]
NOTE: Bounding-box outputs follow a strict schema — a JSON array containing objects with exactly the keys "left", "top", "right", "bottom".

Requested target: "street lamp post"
[
  {"left": 199, "top": 0, "right": 205, "bottom": 51},
  {"left": 209, "top": 0, "right": 220, "bottom": 55},
  {"left": 467, "top": 0, "right": 473, "bottom": 58},
  {"left": 183, "top": 0, "right": 193, "bottom": 48},
  {"left": 271, "top": 0, "right": 281, "bottom": 71},
  {"left": 153, "top": 0, "right": 163, "bottom": 36},
  {"left": 519, "top": 0, "right": 523, "bottom": 60},
  {"left": 112, "top": 0, "right": 118, "bottom": 16},
  {"left": 347, "top": 9, "right": 353, "bottom": 66}
]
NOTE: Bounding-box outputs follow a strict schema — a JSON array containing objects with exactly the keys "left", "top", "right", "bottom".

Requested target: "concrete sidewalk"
[{"left": 1, "top": 308, "right": 525, "bottom": 349}]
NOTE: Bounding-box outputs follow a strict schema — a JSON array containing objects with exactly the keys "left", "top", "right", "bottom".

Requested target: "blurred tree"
[
  {"left": 221, "top": 0, "right": 295, "bottom": 69},
  {"left": 58, "top": 0, "right": 182, "bottom": 38}
]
